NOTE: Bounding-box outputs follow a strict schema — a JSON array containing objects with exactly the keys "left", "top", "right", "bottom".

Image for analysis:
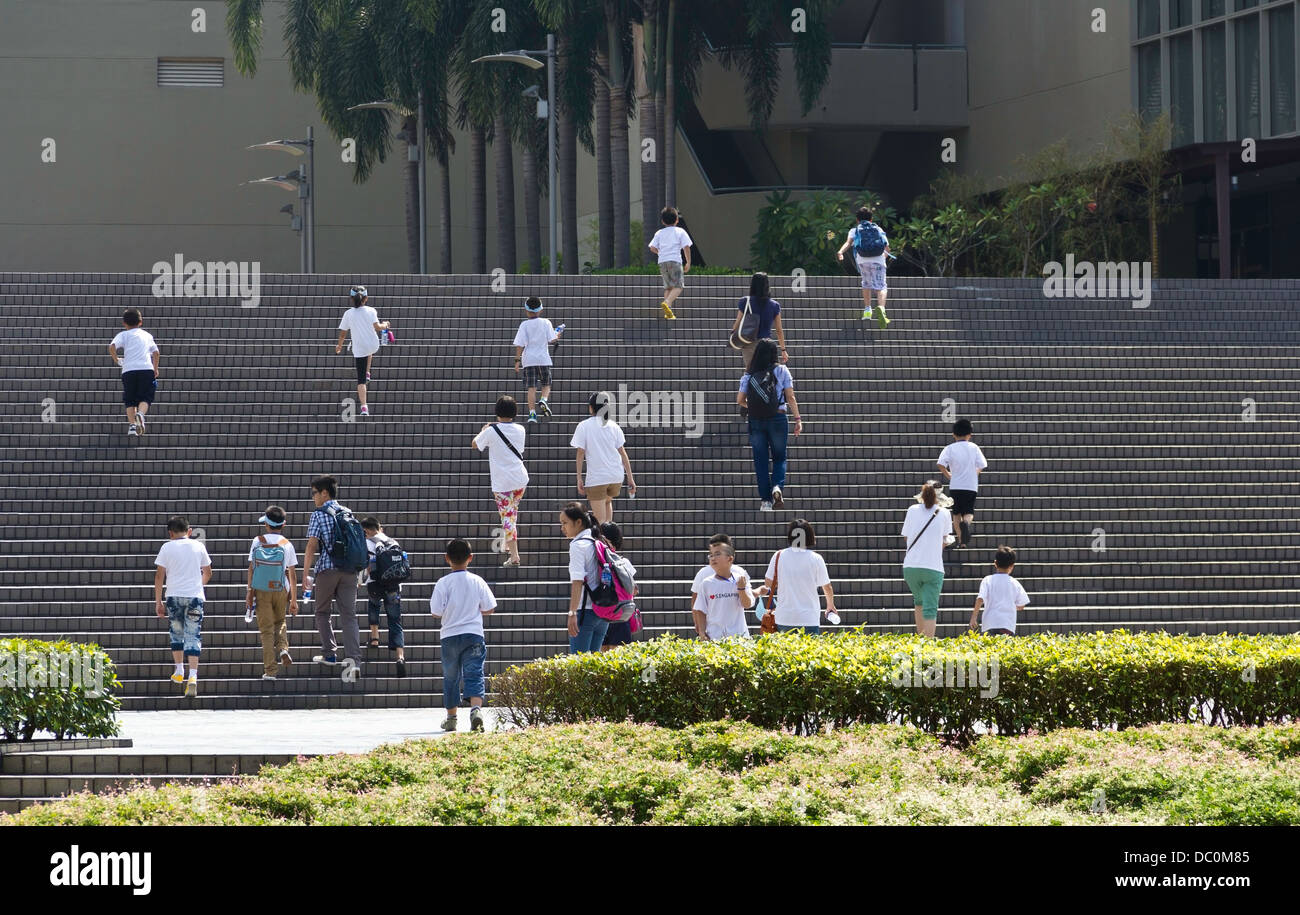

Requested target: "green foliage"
[
  {"left": 0, "top": 639, "right": 121, "bottom": 741},
  {"left": 583, "top": 265, "right": 750, "bottom": 275},
  {"left": 10, "top": 720, "right": 1300, "bottom": 826},
  {"left": 494, "top": 631, "right": 1300, "bottom": 744},
  {"left": 749, "top": 189, "right": 895, "bottom": 276}
]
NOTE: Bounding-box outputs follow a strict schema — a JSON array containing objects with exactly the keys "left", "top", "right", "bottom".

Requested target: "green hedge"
[
  {"left": 582, "top": 264, "right": 751, "bottom": 276},
  {"left": 495, "top": 632, "right": 1300, "bottom": 743},
  {"left": 0, "top": 639, "right": 121, "bottom": 741}
]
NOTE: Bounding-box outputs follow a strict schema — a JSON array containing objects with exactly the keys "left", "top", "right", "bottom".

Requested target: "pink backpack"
[{"left": 586, "top": 540, "right": 638, "bottom": 623}]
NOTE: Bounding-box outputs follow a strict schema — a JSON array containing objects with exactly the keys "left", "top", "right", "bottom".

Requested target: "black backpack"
[
  {"left": 325, "top": 503, "right": 369, "bottom": 573},
  {"left": 746, "top": 369, "right": 781, "bottom": 419},
  {"left": 372, "top": 538, "right": 411, "bottom": 585}
]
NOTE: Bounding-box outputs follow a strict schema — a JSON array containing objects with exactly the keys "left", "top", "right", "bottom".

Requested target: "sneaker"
[
  {"left": 660, "top": 301, "right": 676, "bottom": 320},
  {"left": 538, "top": 399, "right": 552, "bottom": 418},
  {"left": 527, "top": 412, "right": 538, "bottom": 424},
  {"left": 136, "top": 413, "right": 147, "bottom": 435},
  {"left": 874, "top": 305, "right": 891, "bottom": 330},
  {"left": 860, "top": 308, "right": 871, "bottom": 321},
  {"left": 360, "top": 405, "right": 370, "bottom": 416},
  {"left": 261, "top": 674, "right": 276, "bottom": 681},
  {"left": 760, "top": 501, "right": 773, "bottom": 512},
  {"left": 395, "top": 657, "right": 407, "bottom": 678},
  {"left": 470, "top": 708, "right": 485, "bottom": 732},
  {"left": 169, "top": 671, "right": 184, "bottom": 684},
  {"left": 959, "top": 520, "right": 971, "bottom": 546},
  {"left": 127, "top": 425, "right": 138, "bottom": 437},
  {"left": 244, "top": 605, "right": 256, "bottom": 624},
  {"left": 184, "top": 676, "right": 198, "bottom": 698},
  {"left": 365, "top": 371, "right": 371, "bottom": 382},
  {"left": 278, "top": 649, "right": 293, "bottom": 669},
  {"left": 442, "top": 715, "right": 458, "bottom": 732},
  {"left": 313, "top": 654, "right": 340, "bottom": 665},
  {"left": 771, "top": 486, "right": 784, "bottom": 509}
]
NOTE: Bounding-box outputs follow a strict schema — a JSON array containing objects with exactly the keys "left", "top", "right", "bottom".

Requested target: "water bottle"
[
  {"left": 554, "top": 323, "right": 565, "bottom": 350},
  {"left": 826, "top": 610, "right": 841, "bottom": 626},
  {"left": 303, "top": 587, "right": 313, "bottom": 609},
  {"left": 600, "top": 565, "right": 612, "bottom": 588}
]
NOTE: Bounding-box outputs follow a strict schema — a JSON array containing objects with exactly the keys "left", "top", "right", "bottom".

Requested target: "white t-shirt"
[
  {"left": 848, "top": 225, "right": 888, "bottom": 267},
  {"left": 978, "top": 572, "right": 1030, "bottom": 633},
  {"left": 692, "top": 564, "right": 714, "bottom": 594},
  {"left": 361, "top": 532, "right": 395, "bottom": 584},
  {"left": 763, "top": 548, "right": 830, "bottom": 627},
  {"left": 247, "top": 532, "right": 297, "bottom": 590},
  {"left": 901, "top": 503, "right": 951, "bottom": 575},
  {"left": 474, "top": 422, "right": 529, "bottom": 494},
  {"left": 567, "top": 530, "right": 600, "bottom": 608},
  {"left": 650, "top": 226, "right": 693, "bottom": 264},
  {"left": 429, "top": 569, "right": 496, "bottom": 639},
  {"left": 155, "top": 538, "right": 212, "bottom": 600},
  {"left": 513, "top": 318, "right": 559, "bottom": 368},
  {"left": 339, "top": 305, "right": 381, "bottom": 358},
  {"left": 937, "top": 440, "right": 988, "bottom": 492},
  {"left": 111, "top": 328, "right": 159, "bottom": 374},
  {"left": 693, "top": 566, "right": 754, "bottom": 641},
  {"left": 570, "top": 416, "right": 626, "bottom": 487}
]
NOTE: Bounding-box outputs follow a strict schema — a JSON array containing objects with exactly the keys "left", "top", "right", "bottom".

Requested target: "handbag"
[{"left": 760, "top": 551, "right": 779, "bottom": 634}]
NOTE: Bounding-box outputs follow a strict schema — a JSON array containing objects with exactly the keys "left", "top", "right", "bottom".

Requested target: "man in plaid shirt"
[{"left": 302, "top": 474, "right": 361, "bottom": 668}]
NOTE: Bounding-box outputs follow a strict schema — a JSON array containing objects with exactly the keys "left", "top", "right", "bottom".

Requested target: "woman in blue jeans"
[
  {"left": 562, "top": 502, "right": 611, "bottom": 652},
  {"left": 737, "top": 339, "right": 803, "bottom": 512}
]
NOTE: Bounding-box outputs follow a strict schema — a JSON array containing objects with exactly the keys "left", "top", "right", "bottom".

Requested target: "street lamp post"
[
  {"left": 348, "top": 98, "right": 425, "bottom": 273},
  {"left": 246, "top": 130, "right": 316, "bottom": 273},
  {"left": 473, "top": 35, "right": 559, "bottom": 275}
]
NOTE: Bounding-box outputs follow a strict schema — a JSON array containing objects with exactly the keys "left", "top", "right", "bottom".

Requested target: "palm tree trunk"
[
  {"left": 522, "top": 138, "right": 542, "bottom": 273},
  {"left": 439, "top": 154, "right": 452, "bottom": 273},
  {"left": 663, "top": 0, "right": 677, "bottom": 208},
  {"left": 605, "top": 3, "right": 631, "bottom": 267},
  {"left": 595, "top": 50, "right": 614, "bottom": 269},
  {"left": 470, "top": 125, "right": 487, "bottom": 274},
  {"left": 558, "top": 36, "right": 580, "bottom": 274},
  {"left": 637, "top": 10, "right": 659, "bottom": 253},
  {"left": 654, "top": 2, "right": 667, "bottom": 216},
  {"left": 402, "top": 115, "right": 419, "bottom": 273},
  {"left": 494, "top": 111, "right": 517, "bottom": 274}
]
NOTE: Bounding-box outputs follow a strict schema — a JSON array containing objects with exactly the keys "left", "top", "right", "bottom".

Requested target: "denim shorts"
[{"left": 165, "top": 596, "right": 204, "bottom": 657}]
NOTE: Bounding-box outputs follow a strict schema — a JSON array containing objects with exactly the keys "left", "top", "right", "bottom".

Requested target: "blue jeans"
[
  {"left": 777, "top": 624, "right": 820, "bottom": 635},
  {"left": 366, "top": 582, "right": 404, "bottom": 649},
  {"left": 440, "top": 633, "right": 486, "bottom": 709},
  {"left": 165, "top": 596, "right": 204, "bottom": 657},
  {"left": 748, "top": 415, "right": 789, "bottom": 501},
  {"left": 569, "top": 609, "right": 610, "bottom": 654}
]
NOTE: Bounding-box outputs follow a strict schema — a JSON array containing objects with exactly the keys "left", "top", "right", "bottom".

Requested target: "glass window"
[
  {"left": 1171, "top": 0, "right": 1194, "bottom": 28},
  {"left": 1236, "top": 0, "right": 1259, "bottom": 10},
  {"left": 1236, "top": 13, "right": 1261, "bottom": 138},
  {"left": 1203, "top": 0, "right": 1225, "bottom": 18},
  {"left": 1138, "top": 0, "right": 1161, "bottom": 37},
  {"left": 1138, "top": 42, "right": 1164, "bottom": 123},
  {"left": 1203, "top": 24, "right": 1228, "bottom": 140},
  {"left": 1170, "top": 33, "right": 1195, "bottom": 144},
  {"left": 1270, "top": 4, "right": 1296, "bottom": 134}
]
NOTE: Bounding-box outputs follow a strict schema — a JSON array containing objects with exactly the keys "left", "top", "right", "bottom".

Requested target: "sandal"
[{"left": 366, "top": 638, "right": 380, "bottom": 649}]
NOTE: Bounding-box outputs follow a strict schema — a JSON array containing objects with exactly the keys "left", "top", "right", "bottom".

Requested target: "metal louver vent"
[{"left": 157, "top": 58, "right": 224, "bottom": 87}]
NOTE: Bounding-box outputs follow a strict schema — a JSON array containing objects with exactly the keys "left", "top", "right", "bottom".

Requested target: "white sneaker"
[
  {"left": 127, "top": 425, "right": 138, "bottom": 437},
  {"left": 261, "top": 674, "right": 276, "bottom": 681},
  {"left": 760, "top": 501, "right": 773, "bottom": 512},
  {"left": 136, "top": 413, "right": 146, "bottom": 435},
  {"left": 360, "top": 405, "right": 370, "bottom": 416}
]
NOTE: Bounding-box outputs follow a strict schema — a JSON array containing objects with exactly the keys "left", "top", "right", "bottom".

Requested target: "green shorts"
[{"left": 903, "top": 567, "right": 945, "bottom": 619}]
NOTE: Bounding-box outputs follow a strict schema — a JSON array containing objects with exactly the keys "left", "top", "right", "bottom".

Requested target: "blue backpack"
[
  {"left": 250, "top": 535, "right": 291, "bottom": 592},
  {"left": 853, "top": 221, "right": 888, "bottom": 258},
  {"left": 325, "top": 504, "right": 369, "bottom": 573}
]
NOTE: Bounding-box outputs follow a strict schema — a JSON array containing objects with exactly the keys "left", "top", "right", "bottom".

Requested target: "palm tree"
[
  {"left": 636, "top": 0, "right": 660, "bottom": 250},
  {"left": 594, "top": 49, "right": 614, "bottom": 267},
  {"left": 603, "top": 0, "right": 633, "bottom": 267}
]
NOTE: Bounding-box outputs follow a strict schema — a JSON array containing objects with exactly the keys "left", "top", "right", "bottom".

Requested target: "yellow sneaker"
[
  {"left": 169, "top": 671, "right": 184, "bottom": 684},
  {"left": 660, "top": 301, "right": 677, "bottom": 320}
]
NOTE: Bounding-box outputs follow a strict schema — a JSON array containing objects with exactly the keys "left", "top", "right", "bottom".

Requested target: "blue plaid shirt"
[{"left": 307, "top": 500, "right": 340, "bottom": 573}]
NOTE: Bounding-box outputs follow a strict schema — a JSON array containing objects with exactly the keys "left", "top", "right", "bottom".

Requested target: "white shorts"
[{"left": 857, "top": 260, "right": 887, "bottom": 291}]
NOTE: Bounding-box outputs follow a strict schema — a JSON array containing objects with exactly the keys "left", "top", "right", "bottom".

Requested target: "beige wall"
[{"left": 961, "top": 0, "right": 1133, "bottom": 184}]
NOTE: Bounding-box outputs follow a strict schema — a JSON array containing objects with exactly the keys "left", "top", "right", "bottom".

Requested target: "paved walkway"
[{"left": 67, "top": 708, "right": 506, "bottom": 755}]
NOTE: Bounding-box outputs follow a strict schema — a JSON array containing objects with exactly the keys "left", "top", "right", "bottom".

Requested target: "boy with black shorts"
[
  {"left": 109, "top": 308, "right": 159, "bottom": 437},
  {"left": 512, "top": 296, "right": 564, "bottom": 424},
  {"left": 335, "top": 285, "right": 392, "bottom": 418},
  {"left": 937, "top": 418, "right": 988, "bottom": 549}
]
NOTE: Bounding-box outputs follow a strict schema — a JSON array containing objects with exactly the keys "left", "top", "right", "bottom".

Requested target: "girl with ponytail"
[
  {"left": 559, "top": 502, "right": 610, "bottom": 652},
  {"left": 901, "top": 480, "right": 954, "bottom": 637}
]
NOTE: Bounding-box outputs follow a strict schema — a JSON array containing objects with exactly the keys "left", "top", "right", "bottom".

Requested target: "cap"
[{"left": 350, "top": 285, "right": 368, "bottom": 300}]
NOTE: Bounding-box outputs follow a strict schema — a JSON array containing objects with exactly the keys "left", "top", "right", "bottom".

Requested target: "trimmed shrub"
[
  {"left": 0, "top": 638, "right": 121, "bottom": 741},
  {"left": 494, "top": 632, "right": 1300, "bottom": 743}
]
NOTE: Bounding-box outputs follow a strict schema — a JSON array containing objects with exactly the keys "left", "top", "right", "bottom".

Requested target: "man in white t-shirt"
[
  {"left": 571, "top": 392, "right": 638, "bottom": 524},
  {"left": 512, "top": 296, "right": 564, "bottom": 423},
  {"left": 692, "top": 543, "right": 755, "bottom": 641},
  {"left": 335, "top": 285, "right": 392, "bottom": 417},
  {"left": 474, "top": 396, "right": 530, "bottom": 566},
  {"left": 648, "top": 206, "right": 693, "bottom": 320},
  {"left": 691, "top": 534, "right": 736, "bottom": 616},
  {"left": 429, "top": 538, "right": 497, "bottom": 732},
  {"left": 970, "top": 546, "right": 1029, "bottom": 635},
  {"left": 108, "top": 308, "right": 160, "bottom": 437},
  {"left": 835, "top": 206, "right": 892, "bottom": 329},
  {"left": 937, "top": 418, "right": 988, "bottom": 550},
  {"left": 154, "top": 516, "right": 212, "bottom": 696},
  {"left": 245, "top": 506, "right": 299, "bottom": 680}
]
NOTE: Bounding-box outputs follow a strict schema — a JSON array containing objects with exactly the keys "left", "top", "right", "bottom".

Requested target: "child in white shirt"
[{"left": 970, "top": 546, "right": 1029, "bottom": 635}]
